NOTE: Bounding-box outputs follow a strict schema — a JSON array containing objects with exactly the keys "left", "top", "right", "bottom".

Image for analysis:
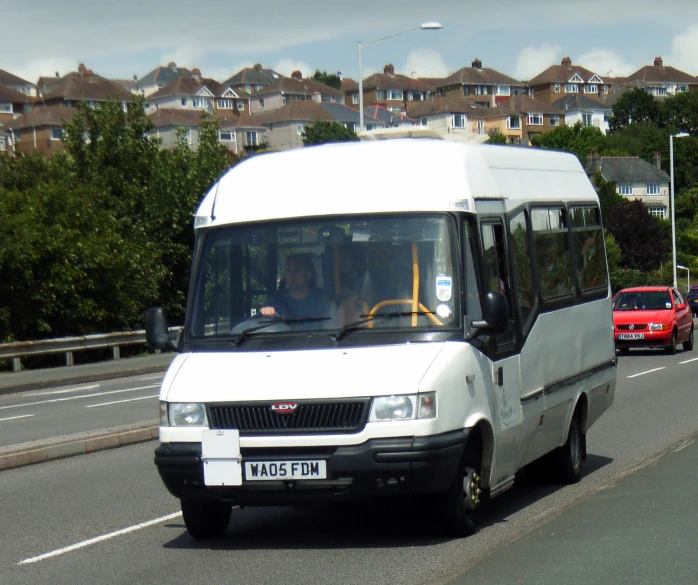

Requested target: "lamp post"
[
  {"left": 677, "top": 265, "right": 690, "bottom": 292},
  {"left": 670, "top": 132, "right": 690, "bottom": 288},
  {"left": 358, "top": 22, "right": 442, "bottom": 134}
]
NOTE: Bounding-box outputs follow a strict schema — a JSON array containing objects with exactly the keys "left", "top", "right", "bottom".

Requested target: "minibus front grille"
[{"left": 207, "top": 400, "right": 370, "bottom": 434}]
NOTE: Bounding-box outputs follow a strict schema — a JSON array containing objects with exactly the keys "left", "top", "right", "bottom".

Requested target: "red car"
[{"left": 613, "top": 286, "right": 694, "bottom": 354}]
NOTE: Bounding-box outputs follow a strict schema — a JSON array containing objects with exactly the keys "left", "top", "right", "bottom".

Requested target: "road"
[{"left": 0, "top": 348, "right": 697, "bottom": 584}]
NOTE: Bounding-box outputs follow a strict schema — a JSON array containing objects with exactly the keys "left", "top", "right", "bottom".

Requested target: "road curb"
[{"left": 0, "top": 421, "right": 159, "bottom": 472}]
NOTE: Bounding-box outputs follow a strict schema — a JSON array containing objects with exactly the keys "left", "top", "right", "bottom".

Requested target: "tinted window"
[
  {"left": 570, "top": 206, "right": 608, "bottom": 292},
  {"left": 509, "top": 210, "right": 535, "bottom": 326},
  {"left": 531, "top": 208, "right": 574, "bottom": 300}
]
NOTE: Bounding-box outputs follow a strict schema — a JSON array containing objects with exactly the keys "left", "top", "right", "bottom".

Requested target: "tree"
[
  {"left": 487, "top": 130, "right": 507, "bottom": 145},
  {"left": 532, "top": 122, "right": 607, "bottom": 162},
  {"left": 608, "top": 88, "right": 661, "bottom": 133},
  {"left": 302, "top": 121, "right": 359, "bottom": 146},
  {"left": 592, "top": 171, "right": 626, "bottom": 224},
  {"left": 662, "top": 90, "right": 698, "bottom": 135},
  {"left": 605, "top": 200, "right": 670, "bottom": 271},
  {"left": 312, "top": 70, "right": 342, "bottom": 90}
]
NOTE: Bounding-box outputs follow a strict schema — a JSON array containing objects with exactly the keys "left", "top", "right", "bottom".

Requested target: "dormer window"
[{"left": 584, "top": 84, "right": 598, "bottom": 94}]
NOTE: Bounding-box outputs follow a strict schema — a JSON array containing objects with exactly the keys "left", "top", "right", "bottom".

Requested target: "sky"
[{"left": 5, "top": 0, "right": 698, "bottom": 85}]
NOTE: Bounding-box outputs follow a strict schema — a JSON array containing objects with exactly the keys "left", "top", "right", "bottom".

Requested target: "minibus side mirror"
[
  {"left": 145, "top": 307, "right": 179, "bottom": 352},
  {"left": 465, "top": 292, "right": 509, "bottom": 339}
]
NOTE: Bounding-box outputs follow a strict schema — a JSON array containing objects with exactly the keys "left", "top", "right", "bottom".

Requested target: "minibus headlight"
[
  {"left": 369, "top": 393, "right": 437, "bottom": 422},
  {"left": 168, "top": 403, "right": 208, "bottom": 427}
]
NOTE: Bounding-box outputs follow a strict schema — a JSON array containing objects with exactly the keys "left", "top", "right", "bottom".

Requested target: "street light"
[
  {"left": 358, "top": 22, "right": 442, "bottom": 134},
  {"left": 670, "top": 131, "right": 690, "bottom": 288},
  {"left": 677, "top": 265, "right": 690, "bottom": 292}
]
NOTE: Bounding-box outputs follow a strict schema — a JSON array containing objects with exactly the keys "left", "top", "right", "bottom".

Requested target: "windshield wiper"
[
  {"left": 233, "top": 316, "right": 331, "bottom": 346},
  {"left": 331, "top": 311, "right": 434, "bottom": 342}
]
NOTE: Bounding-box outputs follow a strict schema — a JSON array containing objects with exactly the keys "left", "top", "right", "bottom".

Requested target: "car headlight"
[
  {"left": 648, "top": 323, "right": 668, "bottom": 331},
  {"left": 369, "top": 393, "right": 437, "bottom": 422},
  {"left": 164, "top": 402, "right": 208, "bottom": 427}
]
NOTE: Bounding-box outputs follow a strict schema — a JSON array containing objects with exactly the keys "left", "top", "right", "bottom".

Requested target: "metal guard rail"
[{"left": 0, "top": 328, "right": 182, "bottom": 372}]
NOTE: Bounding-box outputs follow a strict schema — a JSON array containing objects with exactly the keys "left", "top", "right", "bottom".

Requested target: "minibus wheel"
[
  {"left": 181, "top": 498, "right": 232, "bottom": 539},
  {"left": 437, "top": 439, "right": 482, "bottom": 537},
  {"left": 551, "top": 415, "right": 584, "bottom": 484}
]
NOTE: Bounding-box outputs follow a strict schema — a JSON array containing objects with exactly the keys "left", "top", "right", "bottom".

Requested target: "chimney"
[
  {"left": 191, "top": 68, "right": 201, "bottom": 82},
  {"left": 561, "top": 57, "right": 572, "bottom": 68},
  {"left": 55, "top": 71, "right": 60, "bottom": 78},
  {"left": 168, "top": 62, "right": 177, "bottom": 71},
  {"left": 384, "top": 64, "right": 395, "bottom": 76},
  {"left": 337, "top": 71, "right": 342, "bottom": 80},
  {"left": 253, "top": 63, "right": 263, "bottom": 71},
  {"left": 472, "top": 58, "right": 482, "bottom": 70},
  {"left": 291, "top": 70, "right": 302, "bottom": 80},
  {"left": 654, "top": 56, "right": 663, "bottom": 68},
  {"left": 654, "top": 152, "right": 661, "bottom": 169},
  {"left": 78, "top": 63, "right": 87, "bottom": 75}
]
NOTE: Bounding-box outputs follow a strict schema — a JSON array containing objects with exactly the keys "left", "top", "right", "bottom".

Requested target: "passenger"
[{"left": 261, "top": 254, "right": 331, "bottom": 319}]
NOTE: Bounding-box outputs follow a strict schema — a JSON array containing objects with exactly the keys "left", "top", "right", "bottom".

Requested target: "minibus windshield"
[{"left": 186, "top": 214, "right": 460, "bottom": 341}]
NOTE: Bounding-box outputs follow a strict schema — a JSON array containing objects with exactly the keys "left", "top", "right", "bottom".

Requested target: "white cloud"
[
  {"left": 15, "top": 58, "right": 78, "bottom": 84},
  {"left": 273, "top": 59, "right": 314, "bottom": 77},
  {"left": 514, "top": 45, "right": 560, "bottom": 80},
  {"left": 668, "top": 24, "right": 698, "bottom": 73},
  {"left": 401, "top": 48, "right": 450, "bottom": 78},
  {"left": 576, "top": 49, "right": 635, "bottom": 77}
]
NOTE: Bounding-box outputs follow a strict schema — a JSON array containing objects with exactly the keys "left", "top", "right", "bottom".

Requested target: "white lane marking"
[
  {"left": 627, "top": 367, "right": 666, "bottom": 378},
  {"left": 0, "top": 385, "right": 160, "bottom": 411},
  {"left": 140, "top": 375, "right": 163, "bottom": 381},
  {"left": 0, "top": 414, "right": 35, "bottom": 422},
  {"left": 679, "top": 357, "right": 698, "bottom": 364},
  {"left": 18, "top": 512, "right": 183, "bottom": 565},
  {"left": 85, "top": 395, "right": 159, "bottom": 408},
  {"left": 673, "top": 439, "right": 695, "bottom": 453},
  {"left": 25, "top": 384, "right": 100, "bottom": 397}
]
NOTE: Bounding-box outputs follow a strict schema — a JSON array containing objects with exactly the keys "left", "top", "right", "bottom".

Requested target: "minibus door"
[{"left": 479, "top": 215, "right": 522, "bottom": 491}]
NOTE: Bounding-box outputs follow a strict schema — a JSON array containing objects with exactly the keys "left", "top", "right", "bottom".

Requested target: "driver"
[{"left": 261, "top": 254, "right": 331, "bottom": 319}]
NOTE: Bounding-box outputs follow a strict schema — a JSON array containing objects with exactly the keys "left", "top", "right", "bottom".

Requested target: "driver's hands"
[{"left": 260, "top": 306, "right": 278, "bottom": 317}]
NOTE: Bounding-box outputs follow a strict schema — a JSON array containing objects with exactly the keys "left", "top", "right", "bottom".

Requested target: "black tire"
[
  {"left": 618, "top": 347, "right": 630, "bottom": 354},
  {"left": 683, "top": 328, "right": 694, "bottom": 352},
  {"left": 181, "top": 499, "right": 232, "bottom": 540},
  {"left": 435, "top": 439, "right": 483, "bottom": 537},
  {"left": 666, "top": 330, "right": 678, "bottom": 355},
  {"left": 550, "top": 415, "right": 584, "bottom": 484}
]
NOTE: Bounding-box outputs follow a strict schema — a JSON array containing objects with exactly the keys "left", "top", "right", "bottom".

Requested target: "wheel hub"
[{"left": 462, "top": 467, "right": 481, "bottom": 510}]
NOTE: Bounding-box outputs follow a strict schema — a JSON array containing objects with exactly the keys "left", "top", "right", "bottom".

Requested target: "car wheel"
[
  {"left": 181, "top": 499, "right": 232, "bottom": 540},
  {"left": 683, "top": 328, "right": 694, "bottom": 352},
  {"left": 549, "top": 414, "right": 585, "bottom": 484},
  {"left": 618, "top": 347, "right": 629, "bottom": 354},
  {"left": 435, "top": 439, "right": 483, "bottom": 537},
  {"left": 666, "top": 330, "right": 678, "bottom": 355}
]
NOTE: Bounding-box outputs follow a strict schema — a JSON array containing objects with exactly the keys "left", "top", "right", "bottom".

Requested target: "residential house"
[
  {"left": 526, "top": 57, "right": 609, "bottom": 105},
  {"left": 406, "top": 96, "right": 489, "bottom": 137},
  {"left": 253, "top": 100, "right": 385, "bottom": 151},
  {"left": 614, "top": 57, "right": 698, "bottom": 98},
  {"left": 132, "top": 62, "right": 192, "bottom": 97},
  {"left": 341, "top": 77, "right": 359, "bottom": 107},
  {"left": 552, "top": 94, "right": 613, "bottom": 134},
  {"left": 488, "top": 95, "right": 566, "bottom": 145},
  {"left": 348, "top": 64, "right": 436, "bottom": 114},
  {"left": 438, "top": 59, "right": 523, "bottom": 108},
  {"left": 0, "top": 69, "right": 37, "bottom": 97},
  {"left": 0, "top": 83, "right": 34, "bottom": 122},
  {"left": 145, "top": 72, "right": 218, "bottom": 115},
  {"left": 37, "top": 64, "right": 133, "bottom": 108},
  {"left": 221, "top": 64, "right": 281, "bottom": 97},
  {"left": 0, "top": 124, "right": 8, "bottom": 155},
  {"left": 585, "top": 154, "right": 671, "bottom": 218},
  {"left": 249, "top": 72, "right": 344, "bottom": 115},
  {"left": 362, "top": 105, "right": 417, "bottom": 128},
  {"left": 5, "top": 106, "right": 76, "bottom": 156}
]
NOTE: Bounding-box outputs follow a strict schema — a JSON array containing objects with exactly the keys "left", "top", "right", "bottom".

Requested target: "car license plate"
[
  {"left": 619, "top": 333, "right": 644, "bottom": 340},
  {"left": 244, "top": 460, "right": 327, "bottom": 481}
]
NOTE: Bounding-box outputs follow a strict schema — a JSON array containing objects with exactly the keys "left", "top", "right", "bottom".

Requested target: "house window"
[
  {"left": 351, "top": 94, "right": 359, "bottom": 105},
  {"left": 376, "top": 90, "right": 386, "bottom": 101},
  {"left": 512, "top": 87, "right": 520, "bottom": 96},
  {"left": 649, "top": 86, "right": 667, "bottom": 97},
  {"left": 192, "top": 98, "right": 205, "bottom": 108},
  {"left": 604, "top": 112, "right": 611, "bottom": 123},
  {"left": 237, "top": 101, "right": 244, "bottom": 111},
  {"left": 0, "top": 136, "right": 5, "bottom": 151},
  {"left": 647, "top": 184, "right": 661, "bottom": 195},
  {"left": 474, "top": 85, "right": 488, "bottom": 95},
  {"left": 255, "top": 84, "right": 264, "bottom": 91},
  {"left": 245, "top": 84, "right": 251, "bottom": 93},
  {"left": 549, "top": 115, "right": 560, "bottom": 127},
  {"left": 342, "top": 122, "right": 356, "bottom": 132},
  {"left": 387, "top": 89, "right": 403, "bottom": 101},
  {"left": 582, "top": 113, "right": 593, "bottom": 127},
  {"left": 181, "top": 98, "right": 187, "bottom": 107},
  {"left": 507, "top": 116, "right": 521, "bottom": 129},
  {"left": 452, "top": 114, "right": 466, "bottom": 128},
  {"left": 648, "top": 207, "right": 666, "bottom": 218},
  {"left": 527, "top": 113, "right": 543, "bottom": 125},
  {"left": 50, "top": 128, "right": 64, "bottom": 141},
  {"left": 618, "top": 184, "right": 633, "bottom": 196},
  {"left": 12, "top": 131, "right": 21, "bottom": 142},
  {"left": 496, "top": 85, "right": 511, "bottom": 96},
  {"left": 408, "top": 91, "right": 424, "bottom": 101},
  {"left": 584, "top": 84, "right": 598, "bottom": 93},
  {"left": 477, "top": 120, "right": 485, "bottom": 134},
  {"left": 420, "top": 117, "right": 428, "bottom": 126},
  {"left": 181, "top": 128, "right": 192, "bottom": 145},
  {"left": 218, "top": 130, "right": 235, "bottom": 142},
  {"left": 463, "top": 86, "right": 470, "bottom": 96},
  {"left": 554, "top": 83, "right": 560, "bottom": 94},
  {"left": 0, "top": 103, "right": 11, "bottom": 113},
  {"left": 258, "top": 99, "right": 264, "bottom": 109},
  {"left": 677, "top": 85, "right": 688, "bottom": 93},
  {"left": 602, "top": 85, "right": 608, "bottom": 94},
  {"left": 246, "top": 131, "right": 259, "bottom": 146},
  {"left": 297, "top": 123, "right": 306, "bottom": 135},
  {"left": 217, "top": 99, "right": 233, "bottom": 109},
  {"left": 565, "top": 83, "right": 579, "bottom": 93}
]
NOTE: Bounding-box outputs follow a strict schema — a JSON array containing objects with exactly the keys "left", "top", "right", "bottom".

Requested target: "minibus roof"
[{"left": 195, "top": 139, "right": 598, "bottom": 228}]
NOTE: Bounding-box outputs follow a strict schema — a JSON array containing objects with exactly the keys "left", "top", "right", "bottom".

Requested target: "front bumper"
[{"left": 154, "top": 429, "right": 469, "bottom": 505}]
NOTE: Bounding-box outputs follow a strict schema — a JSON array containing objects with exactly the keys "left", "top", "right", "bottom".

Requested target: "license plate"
[
  {"left": 244, "top": 460, "right": 326, "bottom": 481},
  {"left": 619, "top": 333, "right": 644, "bottom": 340}
]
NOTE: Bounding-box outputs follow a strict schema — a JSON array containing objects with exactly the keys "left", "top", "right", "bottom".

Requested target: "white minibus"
[{"left": 147, "top": 139, "right": 616, "bottom": 539}]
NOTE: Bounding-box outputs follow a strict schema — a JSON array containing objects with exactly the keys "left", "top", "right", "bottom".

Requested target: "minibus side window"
[
  {"left": 509, "top": 210, "right": 535, "bottom": 330},
  {"left": 463, "top": 221, "right": 482, "bottom": 320},
  {"left": 481, "top": 221, "right": 515, "bottom": 351},
  {"left": 569, "top": 206, "right": 608, "bottom": 293},
  {"left": 531, "top": 207, "right": 574, "bottom": 301}
]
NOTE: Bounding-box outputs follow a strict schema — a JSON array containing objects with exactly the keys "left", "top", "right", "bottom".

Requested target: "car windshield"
[
  {"left": 186, "top": 214, "right": 460, "bottom": 340},
  {"left": 613, "top": 291, "right": 672, "bottom": 311}
]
